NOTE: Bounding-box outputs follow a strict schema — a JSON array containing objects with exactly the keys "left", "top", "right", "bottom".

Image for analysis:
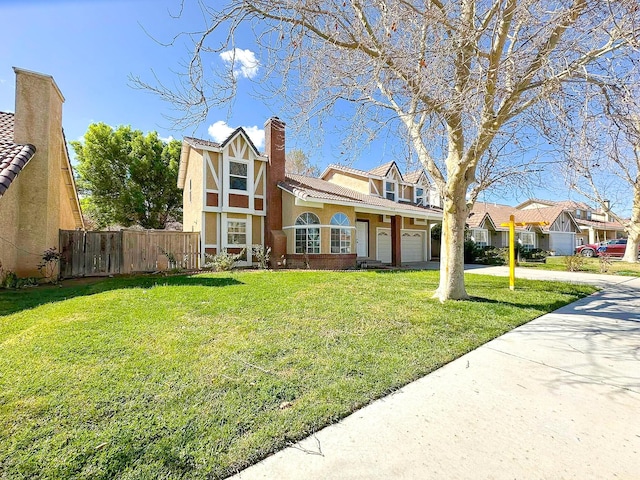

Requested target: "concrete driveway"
[{"left": 232, "top": 269, "right": 640, "bottom": 480}]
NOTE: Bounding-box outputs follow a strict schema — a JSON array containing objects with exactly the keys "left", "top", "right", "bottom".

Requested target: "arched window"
[
  {"left": 330, "top": 213, "right": 351, "bottom": 254},
  {"left": 295, "top": 213, "right": 321, "bottom": 254}
]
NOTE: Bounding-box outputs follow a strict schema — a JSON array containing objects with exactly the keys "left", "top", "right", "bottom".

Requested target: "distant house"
[
  {"left": 178, "top": 118, "right": 443, "bottom": 269},
  {"left": 516, "top": 199, "right": 625, "bottom": 245},
  {"left": 468, "top": 202, "right": 581, "bottom": 255},
  {"left": 0, "top": 68, "right": 83, "bottom": 278}
]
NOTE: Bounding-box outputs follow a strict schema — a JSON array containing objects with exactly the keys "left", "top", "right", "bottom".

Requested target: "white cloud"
[
  {"left": 159, "top": 135, "right": 174, "bottom": 143},
  {"left": 219, "top": 48, "right": 260, "bottom": 79},
  {"left": 208, "top": 120, "right": 265, "bottom": 149}
]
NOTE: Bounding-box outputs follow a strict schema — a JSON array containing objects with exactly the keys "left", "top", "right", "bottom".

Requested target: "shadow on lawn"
[{"left": 0, "top": 274, "right": 243, "bottom": 317}]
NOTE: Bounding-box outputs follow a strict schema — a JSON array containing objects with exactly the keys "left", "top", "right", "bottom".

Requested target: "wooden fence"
[{"left": 59, "top": 230, "right": 200, "bottom": 278}]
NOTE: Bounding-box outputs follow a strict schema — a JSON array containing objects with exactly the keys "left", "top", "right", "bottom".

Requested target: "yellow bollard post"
[{"left": 509, "top": 214, "right": 515, "bottom": 291}]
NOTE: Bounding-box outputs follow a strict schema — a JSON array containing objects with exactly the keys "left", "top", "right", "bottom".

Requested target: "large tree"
[
  {"left": 71, "top": 123, "right": 182, "bottom": 230},
  {"left": 558, "top": 70, "right": 640, "bottom": 263},
  {"left": 142, "top": 0, "right": 639, "bottom": 300},
  {"left": 285, "top": 149, "right": 320, "bottom": 177}
]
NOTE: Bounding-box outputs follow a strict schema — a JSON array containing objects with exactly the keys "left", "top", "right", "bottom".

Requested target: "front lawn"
[
  {"left": 519, "top": 256, "right": 640, "bottom": 276},
  {"left": 0, "top": 271, "right": 595, "bottom": 479}
]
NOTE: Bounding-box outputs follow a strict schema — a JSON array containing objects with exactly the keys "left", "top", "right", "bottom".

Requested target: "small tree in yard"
[{"left": 137, "top": 0, "right": 640, "bottom": 300}]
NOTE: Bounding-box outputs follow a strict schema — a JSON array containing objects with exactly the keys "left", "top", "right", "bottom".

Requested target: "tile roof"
[
  {"left": 403, "top": 170, "right": 426, "bottom": 184},
  {"left": 280, "top": 174, "right": 442, "bottom": 217},
  {"left": 468, "top": 202, "right": 521, "bottom": 230},
  {"left": 574, "top": 218, "right": 626, "bottom": 230},
  {"left": 368, "top": 161, "right": 396, "bottom": 177},
  {"left": 321, "top": 163, "right": 372, "bottom": 180},
  {"left": 0, "top": 112, "right": 36, "bottom": 197},
  {"left": 183, "top": 136, "right": 221, "bottom": 150}
]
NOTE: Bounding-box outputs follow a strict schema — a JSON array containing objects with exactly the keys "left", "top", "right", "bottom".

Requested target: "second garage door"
[{"left": 401, "top": 231, "right": 425, "bottom": 262}]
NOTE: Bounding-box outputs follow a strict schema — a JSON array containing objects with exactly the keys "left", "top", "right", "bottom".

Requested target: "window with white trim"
[
  {"left": 330, "top": 213, "right": 351, "bottom": 254},
  {"left": 229, "top": 161, "right": 248, "bottom": 191},
  {"left": 471, "top": 228, "right": 488, "bottom": 247},
  {"left": 227, "top": 221, "right": 246, "bottom": 245},
  {"left": 415, "top": 187, "right": 427, "bottom": 207},
  {"left": 295, "top": 213, "right": 320, "bottom": 254},
  {"left": 385, "top": 181, "right": 396, "bottom": 201},
  {"left": 518, "top": 232, "right": 535, "bottom": 251}
]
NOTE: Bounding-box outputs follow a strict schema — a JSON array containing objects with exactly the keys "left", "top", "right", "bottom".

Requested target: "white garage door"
[
  {"left": 549, "top": 232, "right": 576, "bottom": 256},
  {"left": 402, "top": 231, "right": 425, "bottom": 262},
  {"left": 377, "top": 229, "right": 391, "bottom": 263}
]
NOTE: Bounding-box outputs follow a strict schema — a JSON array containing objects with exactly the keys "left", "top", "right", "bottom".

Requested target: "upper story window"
[
  {"left": 575, "top": 209, "right": 582, "bottom": 218},
  {"left": 587, "top": 211, "right": 592, "bottom": 220},
  {"left": 295, "top": 212, "right": 321, "bottom": 254},
  {"left": 415, "top": 187, "right": 427, "bottom": 206},
  {"left": 330, "top": 213, "right": 351, "bottom": 254},
  {"left": 229, "top": 161, "right": 248, "bottom": 191},
  {"left": 385, "top": 181, "right": 396, "bottom": 201}
]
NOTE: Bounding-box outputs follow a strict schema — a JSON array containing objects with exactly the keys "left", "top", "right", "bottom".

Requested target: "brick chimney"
[{"left": 264, "top": 117, "right": 287, "bottom": 267}]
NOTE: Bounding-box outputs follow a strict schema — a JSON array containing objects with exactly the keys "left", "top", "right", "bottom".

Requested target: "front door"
[{"left": 356, "top": 221, "right": 368, "bottom": 258}]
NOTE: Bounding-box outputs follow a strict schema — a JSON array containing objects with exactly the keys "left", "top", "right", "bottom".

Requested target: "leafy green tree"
[{"left": 71, "top": 123, "right": 182, "bottom": 229}]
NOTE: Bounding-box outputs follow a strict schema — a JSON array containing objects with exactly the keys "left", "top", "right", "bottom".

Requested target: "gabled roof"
[
  {"left": 0, "top": 111, "right": 36, "bottom": 197},
  {"left": 320, "top": 163, "right": 373, "bottom": 180},
  {"left": 469, "top": 202, "right": 523, "bottom": 231},
  {"left": 404, "top": 170, "right": 427, "bottom": 184},
  {"left": 183, "top": 136, "right": 221, "bottom": 150},
  {"left": 280, "top": 174, "right": 442, "bottom": 219},
  {"left": 179, "top": 128, "right": 266, "bottom": 189},
  {"left": 368, "top": 161, "right": 399, "bottom": 178}
]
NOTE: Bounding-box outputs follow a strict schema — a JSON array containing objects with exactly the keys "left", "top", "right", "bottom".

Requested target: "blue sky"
[{"left": 0, "top": 0, "right": 620, "bottom": 213}]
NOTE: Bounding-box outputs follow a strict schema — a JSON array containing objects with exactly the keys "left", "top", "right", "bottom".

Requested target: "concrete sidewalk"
[{"left": 232, "top": 273, "right": 640, "bottom": 479}]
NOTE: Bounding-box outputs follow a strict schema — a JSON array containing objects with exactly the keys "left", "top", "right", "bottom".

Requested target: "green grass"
[
  {"left": 519, "top": 256, "right": 640, "bottom": 276},
  {"left": 0, "top": 271, "right": 595, "bottom": 479}
]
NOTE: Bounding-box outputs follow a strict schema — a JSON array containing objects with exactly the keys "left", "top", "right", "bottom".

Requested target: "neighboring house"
[
  {"left": 0, "top": 68, "right": 84, "bottom": 278},
  {"left": 178, "top": 118, "right": 443, "bottom": 269},
  {"left": 516, "top": 199, "right": 626, "bottom": 245},
  {"left": 469, "top": 202, "right": 581, "bottom": 255}
]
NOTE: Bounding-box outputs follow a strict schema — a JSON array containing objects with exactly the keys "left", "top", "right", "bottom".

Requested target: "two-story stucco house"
[{"left": 178, "top": 118, "right": 443, "bottom": 269}]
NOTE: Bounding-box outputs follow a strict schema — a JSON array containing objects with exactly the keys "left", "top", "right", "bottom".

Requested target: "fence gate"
[
  {"left": 59, "top": 230, "right": 122, "bottom": 278},
  {"left": 59, "top": 230, "right": 200, "bottom": 278}
]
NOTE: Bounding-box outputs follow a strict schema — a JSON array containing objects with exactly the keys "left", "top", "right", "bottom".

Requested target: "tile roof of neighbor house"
[
  {"left": 0, "top": 111, "right": 36, "bottom": 197},
  {"left": 469, "top": 202, "right": 576, "bottom": 233},
  {"left": 183, "top": 136, "right": 222, "bottom": 150},
  {"left": 280, "top": 174, "right": 442, "bottom": 217},
  {"left": 574, "top": 218, "right": 626, "bottom": 231}
]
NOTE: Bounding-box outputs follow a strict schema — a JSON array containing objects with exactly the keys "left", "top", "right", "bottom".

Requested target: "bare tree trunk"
[
  {"left": 435, "top": 190, "right": 470, "bottom": 301},
  {"left": 622, "top": 186, "right": 640, "bottom": 263}
]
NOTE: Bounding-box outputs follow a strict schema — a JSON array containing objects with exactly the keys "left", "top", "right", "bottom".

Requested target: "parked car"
[
  {"left": 575, "top": 242, "right": 601, "bottom": 257},
  {"left": 596, "top": 239, "right": 639, "bottom": 258}
]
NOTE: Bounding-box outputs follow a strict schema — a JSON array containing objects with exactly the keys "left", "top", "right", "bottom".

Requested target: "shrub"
[
  {"left": 599, "top": 254, "right": 612, "bottom": 273},
  {"left": 475, "top": 246, "right": 508, "bottom": 265},
  {"left": 204, "top": 249, "right": 245, "bottom": 272},
  {"left": 38, "top": 247, "right": 61, "bottom": 283},
  {"left": 564, "top": 254, "right": 586, "bottom": 272},
  {"left": 252, "top": 245, "right": 271, "bottom": 270},
  {"left": 2, "top": 271, "right": 19, "bottom": 289},
  {"left": 521, "top": 248, "right": 550, "bottom": 262},
  {"left": 464, "top": 240, "right": 481, "bottom": 264}
]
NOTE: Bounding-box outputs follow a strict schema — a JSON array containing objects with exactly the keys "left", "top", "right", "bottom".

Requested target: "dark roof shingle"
[{"left": 0, "top": 112, "right": 36, "bottom": 197}]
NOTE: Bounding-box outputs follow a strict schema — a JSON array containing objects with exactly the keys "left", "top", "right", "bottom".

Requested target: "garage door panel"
[
  {"left": 377, "top": 229, "right": 391, "bottom": 263},
  {"left": 402, "top": 231, "right": 425, "bottom": 262}
]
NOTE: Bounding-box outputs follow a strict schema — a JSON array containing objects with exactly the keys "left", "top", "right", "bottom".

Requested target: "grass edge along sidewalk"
[{"left": 0, "top": 270, "right": 595, "bottom": 479}]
